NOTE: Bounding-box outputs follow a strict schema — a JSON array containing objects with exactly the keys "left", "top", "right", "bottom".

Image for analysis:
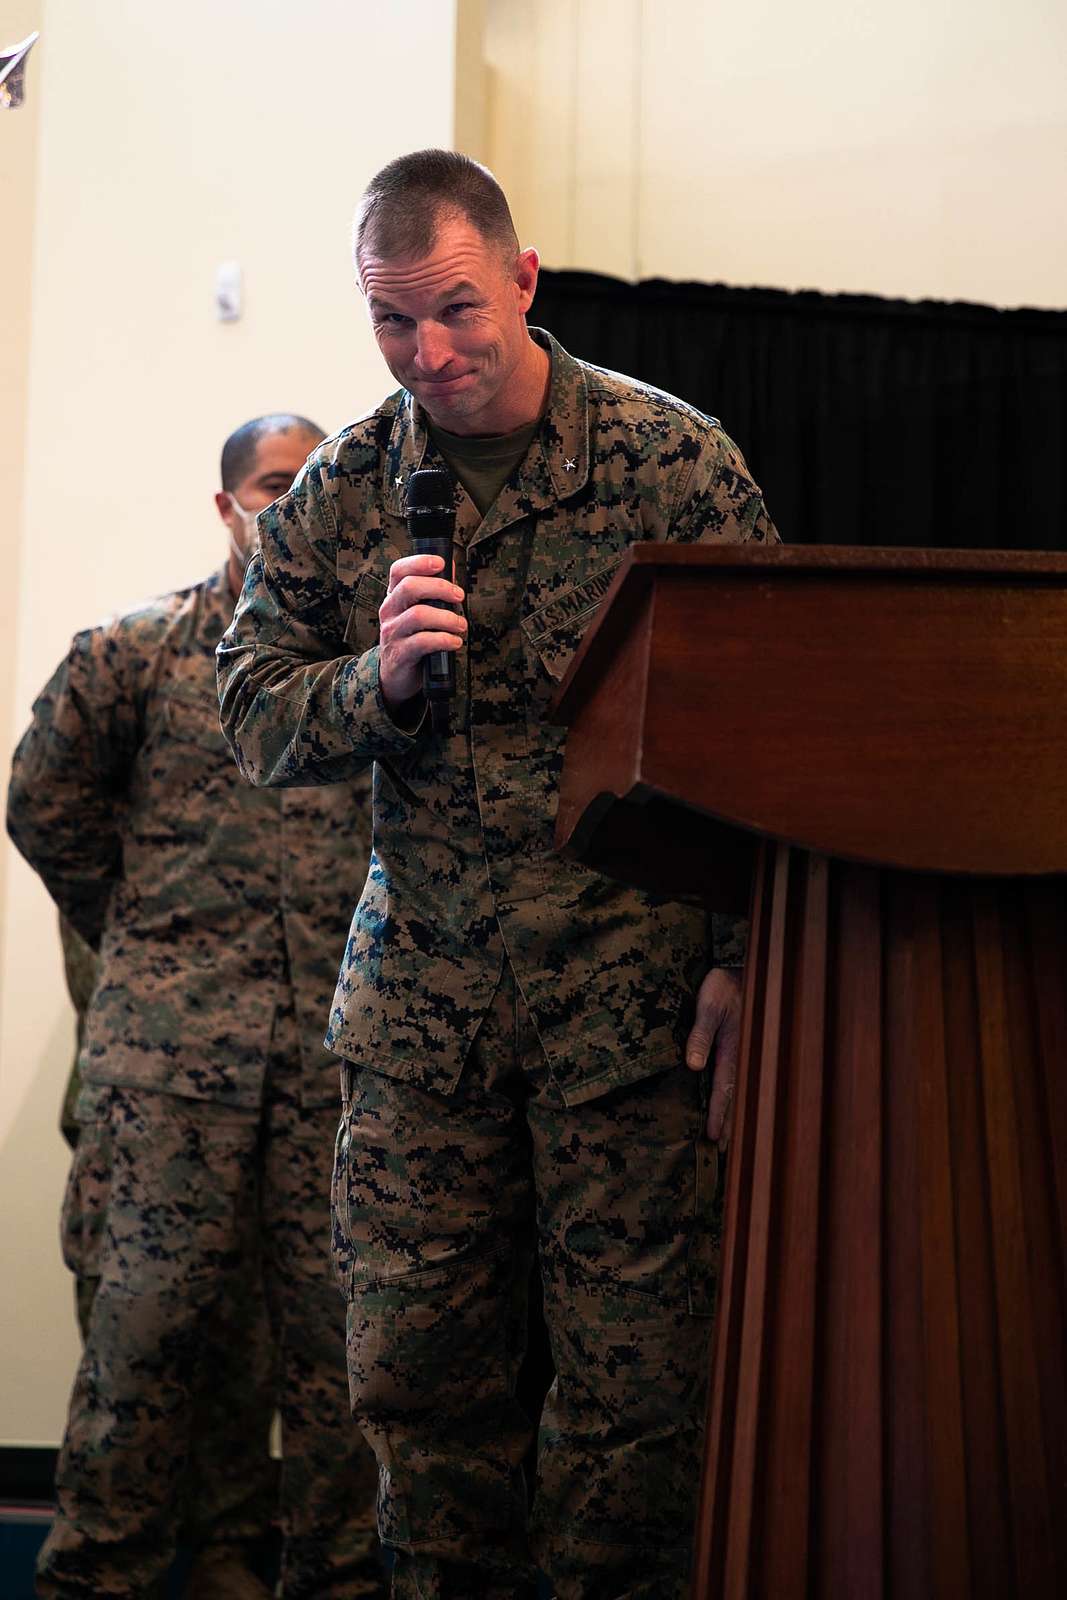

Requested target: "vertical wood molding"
[{"left": 696, "top": 849, "right": 1067, "bottom": 1596}]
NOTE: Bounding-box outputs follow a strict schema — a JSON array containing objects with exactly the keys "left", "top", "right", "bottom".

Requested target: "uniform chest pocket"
[
  {"left": 344, "top": 572, "right": 388, "bottom": 656},
  {"left": 520, "top": 558, "right": 623, "bottom": 686},
  {"left": 136, "top": 688, "right": 236, "bottom": 803}
]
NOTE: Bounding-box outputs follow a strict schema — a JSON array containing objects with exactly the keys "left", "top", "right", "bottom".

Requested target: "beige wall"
[
  {"left": 0, "top": 0, "right": 474, "bottom": 1447},
  {"left": 0, "top": 1, "right": 42, "bottom": 994},
  {"left": 486, "top": 0, "right": 1067, "bottom": 309},
  {"left": 4, "top": 0, "right": 1065, "bottom": 1452}
]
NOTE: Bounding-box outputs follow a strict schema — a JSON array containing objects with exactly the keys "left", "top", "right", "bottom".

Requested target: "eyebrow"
[{"left": 368, "top": 281, "right": 481, "bottom": 316}]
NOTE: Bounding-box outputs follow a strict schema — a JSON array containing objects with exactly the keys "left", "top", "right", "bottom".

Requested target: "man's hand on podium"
[{"left": 685, "top": 966, "right": 743, "bottom": 1148}]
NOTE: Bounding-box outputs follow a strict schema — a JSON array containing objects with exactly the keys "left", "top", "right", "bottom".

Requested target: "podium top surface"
[
  {"left": 555, "top": 544, "right": 1067, "bottom": 719},
  {"left": 594, "top": 544, "right": 1067, "bottom": 576},
  {"left": 553, "top": 544, "right": 1067, "bottom": 876}
]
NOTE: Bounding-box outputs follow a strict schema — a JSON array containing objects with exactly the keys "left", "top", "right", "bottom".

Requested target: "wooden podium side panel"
[
  {"left": 886, "top": 876, "right": 965, "bottom": 1599},
  {"left": 694, "top": 851, "right": 1067, "bottom": 1599}
]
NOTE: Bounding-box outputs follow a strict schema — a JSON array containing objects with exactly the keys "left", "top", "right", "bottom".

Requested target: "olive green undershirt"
[{"left": 428, "top": 416, "right": 541, "bottom": 517}]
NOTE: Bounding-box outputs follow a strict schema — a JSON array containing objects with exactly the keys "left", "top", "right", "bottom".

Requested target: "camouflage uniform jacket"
[
  {"left": 218, "top": 330, "right": 778, "bottom": 1106},
  {"left": 8, "top": 566, "right": 370, "bottom": 1109},
  {"left": 58, "top": 913, "right": 98, "bottom": 1146}
]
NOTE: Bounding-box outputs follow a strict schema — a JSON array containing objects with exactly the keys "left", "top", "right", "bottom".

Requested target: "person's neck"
[{"left": 226, "top": 552, "right": 243, "bottom": 601}]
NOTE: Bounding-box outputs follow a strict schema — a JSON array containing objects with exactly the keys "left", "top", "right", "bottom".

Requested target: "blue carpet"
[
  {"left": 0, "top": 1510, "right": 50, "bottom": 1600},
  {"left": 0, "top": 1508, "right": 553, "bottom": 1596}
]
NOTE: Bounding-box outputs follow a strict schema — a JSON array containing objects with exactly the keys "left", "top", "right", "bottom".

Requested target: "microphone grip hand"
[
  {"left": 412, "top": 536, "right": 459, "bottom": 706},
  {"left": 377, "top": 552, "right": 466, "bottom": 712}
]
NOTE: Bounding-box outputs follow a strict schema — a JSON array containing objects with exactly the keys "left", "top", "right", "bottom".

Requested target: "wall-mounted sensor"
[{"left": 215, "top": 260, "right": 242, "bottom": 322}]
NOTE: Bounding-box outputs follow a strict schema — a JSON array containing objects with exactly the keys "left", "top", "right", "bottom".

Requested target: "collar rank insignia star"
[
  {"left": 564, "top": 458, "right": 577, "bottom": 472},
  {"left": 394, "top": 474, "right": 404, "bottom": 489}
]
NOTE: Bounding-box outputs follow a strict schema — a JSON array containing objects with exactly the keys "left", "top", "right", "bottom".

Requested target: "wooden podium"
[{"left": 552, "top": 546, "right": 1067, "bottom": 1599}]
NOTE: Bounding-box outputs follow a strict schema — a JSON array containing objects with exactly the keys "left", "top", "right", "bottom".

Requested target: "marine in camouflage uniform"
[
  {"left": 8, "top": 417, "right": 383, "bottom": 1600},
  {"left": 218, "top": 155, "right": 778, "bottom": 1599},
  {"left": 56, "top": 913, "right": 281, "bottom": 1591}
]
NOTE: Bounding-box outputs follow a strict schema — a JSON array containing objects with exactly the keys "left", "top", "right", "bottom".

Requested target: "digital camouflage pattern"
[
  {"left": 57, "top": 914, "right": 96, "bottom": 1149},
  {"left": 7, "top": 569, "right": 381, "bottom": 1596},
  {"left": 43, "top": 1009, "right": 380, "bottom": 1599},
  {"left": 8, "top": 565, "right": 372, "bottom": 1110},
  {"left": 332, "top": 969, "right": 723, "bottom": 1598},
  {"left": 218, "top": 330, "right": 777, "bottom": 1106},
  {"left": 217, "top": 328, "right": 774, "bottom": 1592},
  {"left": 57, "top": 922, "right": 280, "bottom": 1575},
  {"left": 60, "top": 1096, "right": 279, "bottom": 1561}
]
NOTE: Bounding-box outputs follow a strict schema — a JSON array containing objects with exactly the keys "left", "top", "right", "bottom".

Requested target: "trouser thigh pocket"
[{"left": 347, "top": 1244, "right": 528, "bottom": 1552}]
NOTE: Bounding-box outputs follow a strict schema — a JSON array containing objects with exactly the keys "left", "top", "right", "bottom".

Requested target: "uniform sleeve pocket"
[
  {"left": 161, "top": 690, "right": 231, "bottom": 755},
  {"left": 344, "top": 571, "right": 388, "bottom": 654}
]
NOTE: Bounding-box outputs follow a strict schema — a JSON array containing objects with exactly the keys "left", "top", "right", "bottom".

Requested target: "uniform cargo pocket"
[
  {"left": 60, "top": 1109, "right": 115, "bottom": 1280},
  {"left": 344, "top": 1244, "right": 516, "bottom": 1547}
]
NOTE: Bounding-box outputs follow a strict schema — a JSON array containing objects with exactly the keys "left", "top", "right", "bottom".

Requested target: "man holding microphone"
[{"left": 219, "top": 152, "right": 777, "bottom": 1599}]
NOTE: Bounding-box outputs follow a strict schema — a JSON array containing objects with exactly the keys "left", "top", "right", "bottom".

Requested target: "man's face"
[
  {"left": 217, "top": 428, "right": 320, "bottom": 563},
  {"left": 360, "top": 214, "right": 540, "bottom": 436}
]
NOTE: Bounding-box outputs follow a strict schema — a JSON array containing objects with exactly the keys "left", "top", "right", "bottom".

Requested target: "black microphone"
[{"left": 405, "top": 467, "right": 459, "bottom": 732}]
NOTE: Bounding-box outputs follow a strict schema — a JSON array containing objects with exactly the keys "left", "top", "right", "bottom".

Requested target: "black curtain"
[{"left": 532, "top": 270, "right": 1067, "bottom": 550}]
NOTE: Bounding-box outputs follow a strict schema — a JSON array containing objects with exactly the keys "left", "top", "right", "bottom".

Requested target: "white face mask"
[{"left": 226, "top": 494, "right": 260, "bottom": 574}]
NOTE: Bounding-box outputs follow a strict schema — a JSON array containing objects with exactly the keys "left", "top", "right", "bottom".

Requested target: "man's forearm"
[
  {"left": 7, "top": 782, "right": 118, "bottom": 948},
  {"left": 217, "top": 639, "right": 425, "bottom": 788}
]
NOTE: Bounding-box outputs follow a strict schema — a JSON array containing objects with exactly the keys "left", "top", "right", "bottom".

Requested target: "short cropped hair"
[
  {"left": 220, "top": 413, "right": 325, "bottom": 492},
  {"left": 353, "top": 149, "right": 519, "bottom": 272}
]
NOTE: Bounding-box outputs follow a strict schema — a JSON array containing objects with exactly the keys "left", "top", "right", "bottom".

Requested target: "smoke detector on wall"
[{"left": 215, "top": 261, "right": 243, "bottom": 322}]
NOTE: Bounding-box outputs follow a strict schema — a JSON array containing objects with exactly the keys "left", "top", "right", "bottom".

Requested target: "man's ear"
[
  {"left": 513, "top": 246, "right": 540, "bottom": 315},
  {"left": 214, "top": 490, "right": 234, "bottom": 526}
]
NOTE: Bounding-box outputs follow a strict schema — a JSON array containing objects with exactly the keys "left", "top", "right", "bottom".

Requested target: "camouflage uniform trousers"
[
  {"left": 61, "top": 1089, "right": 280, "bottom": 1564},
  {"left": 37, "top": 1003, "right": 384, "bottom": 1599},
  {"left": 332, "top": 966, "right": 722, "bottom": 1600}
]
